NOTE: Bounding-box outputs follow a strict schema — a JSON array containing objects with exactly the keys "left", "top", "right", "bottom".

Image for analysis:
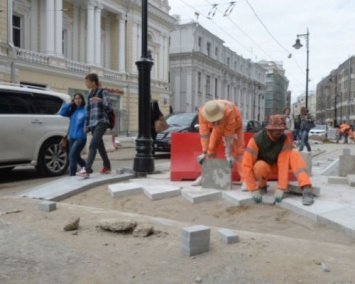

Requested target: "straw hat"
[
  {"left": 266, "top": 114, "right": 286, "bottom": 130},
  {"left": 203, "top": 101, "right": 224, "bottom": 122}
]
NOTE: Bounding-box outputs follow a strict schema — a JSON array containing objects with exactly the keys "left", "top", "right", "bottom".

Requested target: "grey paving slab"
[
  {"left": 202, "top": 159, "right": 231, "bottom": 190},
  {"left": 181, "top": 188, "right": 221, "bottom": 204},
  {"left": 218, "top": 229, "right": 239, "bottom": 244},
  {"left": 38, "top": 201, "right": 56, "bottom": 212},
  {"left": 338, "top": 156, "right": 355, "bottom": 177},
  {"left": 328, "top": 176, "right": 348, "bottom": 185},
  {"left": 222, "top": 191, "right": 253, "bottom": 206},
  {"left": 347, "top": 175, "right": 355, "bottom": 187},
  {"left": 320, "top": 158, "right": 338, "bottom": 176},
  {"left": 143, "top": 185, "right": 181, "bottom": 201},
  {"left": 146, "top": 173, "right": 171, "bottom": 180},
  {"left": 20, "top": 173, "right": 134, "bottom": 201},
  {"left": 108, "top": 182, "right": 144, "bottom": 197},
  {"left": 318, "top": 206, "right": 355, "bottom": 238},
  {"left": 280, "top": 197, "right": 348, "bottom": 222}
]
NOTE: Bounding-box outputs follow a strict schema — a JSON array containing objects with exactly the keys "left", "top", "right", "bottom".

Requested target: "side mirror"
[{"left": 194, "top": 124, "right": 199, "bottom": 130}]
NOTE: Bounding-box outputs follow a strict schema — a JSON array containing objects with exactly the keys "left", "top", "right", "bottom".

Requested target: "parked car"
[
  {"left": 309, "top": 124, "right": 327, "bottom": 137},
  {"left": 0, "top": 83, "right": 71, "bottom": 176},
  {"left": 154, "top": 113, "right": 262, "bottom": 153}
]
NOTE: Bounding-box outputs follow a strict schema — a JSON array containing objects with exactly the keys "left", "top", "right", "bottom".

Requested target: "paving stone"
[
  {"left": 318, "top": 206, "right": 355, "bottom": 239},
  {"left": 218, "top": 229, "right": 239, "bottom": 244},
  {"left": 222, "top": 191, "right": 253, "bottom": 206},
  {"left": 202, "top": 159, "right": 231, "bottom": 190},
  {"left": 342, "top": 148, "right": 351, "bottom": 156},
  {"left": 328, "top": 176, "right": 348, "bottom": 185},
  {"left": 181, "top": 244, "right": 210, "bottom": 256},
  {"left": 339, "top": 156, "right": 355, "bottom": 177},
  {"left": 281, "top": 197, "right": 347, "bottom": 222},
  {"left": 143, "top": 185, "right": 181, "bottom": 201},
  {"left": 38, "top": 201, "right": 56, "bottom": 212},
  {"left": 181, "top": 225, "right": 210, "bottom": 256},
  {"left": 347, "top": 175, "right": 355, "bottom": 187},
  {"left": 108, "top": 182, "right": 143, "bottom": 197},
  {"left": 181, "top": 188, "right": 221, "bottom": 204},
  {"left": 320, "top": 158, "right": 339, "bottom": 176}
]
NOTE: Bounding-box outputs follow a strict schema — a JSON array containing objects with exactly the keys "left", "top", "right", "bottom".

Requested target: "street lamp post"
[
  {"left": 133, "top": 0, "right": 155, "bottom": 175},
  {"left": 293, "top": 28, "right": 310, "bottom": 110}
]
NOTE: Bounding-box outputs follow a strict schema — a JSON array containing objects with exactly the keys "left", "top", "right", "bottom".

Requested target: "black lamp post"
[
  {"left": 133, "top": 0, "right": 155, "bottom": 175},
  {"left": 293, "top": 28, "right": 310, "bottom": 110},
  {"left": 257, "top": 93, "right": 263, "bottom": 122}
]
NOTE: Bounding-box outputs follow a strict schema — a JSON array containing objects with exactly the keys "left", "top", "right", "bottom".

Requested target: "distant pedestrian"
[
  {"left": 298, "top": 107, "right": 315, "bottom": 152},
  {"left": 77, "top": 73, "right": 112, "bottom": 178},
  {"left": 337, "top": 120, "right": 351, "bottom": 144},
  {"left": 59, "top": 93, "right": 87, "bottom": 176}
]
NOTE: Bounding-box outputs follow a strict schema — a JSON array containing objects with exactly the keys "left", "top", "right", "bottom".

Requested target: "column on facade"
[
  {"left": 94, "top": 5, "right": 102, "bottom": 66},
  {"left": 86, "top": 2, "right": 95, "bottom": 64},
  {"left": 132, "top": 20, "right": 138, "bottom": 74},
  {"left": 54, "top": 0, "right": 63, "bottom": 56},
  {"left": 80, "top": 7, "right": 86, "bottom": 62},
  {"left": 186, "top": 67, "right": 193, "bottom": 112},
  {"left": 73, "top": 4, "right": 79, "bottom": 61},
  {"left": 118, "top": 14, "right": 126, "bottom": 73},
  {"left": 173, "top": 68, "right": 181, "bottom": 111},
  {"left": 159, "top": 33, "right": 165, "bottom": 81},
  {"left": 30, "top": 0, "right": 38, "bottom": 51},
  {"left": 104, "top": 14, "right": 111, "bottom": 68},
  {"left": 45, "top": 0, "right": 55, "bottom": 55}
]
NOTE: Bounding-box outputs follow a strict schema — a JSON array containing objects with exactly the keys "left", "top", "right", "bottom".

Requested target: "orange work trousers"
[{"left": 252, "top": 150, "right": 311, "bottom": 190}]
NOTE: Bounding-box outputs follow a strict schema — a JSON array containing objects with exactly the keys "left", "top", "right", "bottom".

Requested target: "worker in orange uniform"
[
  {"left": 242, "top": 114, "right": 314, "bottom": 206},
  {"left": 336, "top": 120, "right": 352, "bottom": 144},
  {"left": 192, "top": 100, "right": 245, "bottom": 188}
]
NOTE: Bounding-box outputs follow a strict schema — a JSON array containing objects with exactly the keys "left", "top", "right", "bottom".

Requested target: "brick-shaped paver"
[
  {"left": 108, "top": 182, "right": 143, "bottom": 198},
  {"left": 181, "top": 225, "right": 210, "bottom": 256},
  {"left": 328, "top": 176, "right": 348, "bottom": 185},
  {"left": 222, "top": 191, "right": 253, "bottom": 206},
  {"left": 281, "top": 197, "right": 348, "bottom": 222},
  {"left": 181, "top": 187, "right": 221, "bottom": 204},
  {"left": 318, "top": 206, "right": 355, "bottom": 239},
  {"left": 202, "top": 159, "right": 231, "bottom": 190},
  {"left": 218, "top": 229, "right": 239, "bottom": 244},
  {"left": 347, "top": 175, "right": 355, "bottom": 187},
  {"left": 38, "top": 201, "right": 56, "bottom": 212},
  {"left": 143, "top": 185, "right": 181, "bottom": 201}
]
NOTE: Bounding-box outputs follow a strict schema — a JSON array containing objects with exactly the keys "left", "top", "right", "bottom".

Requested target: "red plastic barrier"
[{"left": 170, "top": 132, "right": 296, "bottom": 182}]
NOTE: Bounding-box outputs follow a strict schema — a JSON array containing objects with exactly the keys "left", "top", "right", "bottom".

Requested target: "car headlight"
[{"left": 166, "top": 133, "right": 171, "bottom": 138}]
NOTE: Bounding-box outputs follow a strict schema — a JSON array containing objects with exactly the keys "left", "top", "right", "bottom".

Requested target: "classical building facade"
[
  {"left": 169, "top": 22, "right": 266, "bottom": 121},
  {"left": 0, "top": 0, "right": 175, "bottom": 135},
  {"left": 316, "top": 56, "right": 355, "bottom": 126},
  {"left": 258, "top": 61, "right": 289, "bottom": 119}
]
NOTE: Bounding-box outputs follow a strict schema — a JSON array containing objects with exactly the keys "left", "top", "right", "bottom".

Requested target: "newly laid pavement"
[{"left": 19, "top": 140, "right": 355, "bottom": 239}]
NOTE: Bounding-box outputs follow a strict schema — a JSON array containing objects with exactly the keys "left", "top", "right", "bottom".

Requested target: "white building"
[{"left": 169, "top": 21, "right": 266, "bottom": 120}]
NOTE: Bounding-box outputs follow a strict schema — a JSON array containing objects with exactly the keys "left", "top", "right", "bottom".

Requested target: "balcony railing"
[
  {"left": 16, "top": 49, "right": 49, "bottom": 65},
  {"left": 66, "top": 60, "right": 90, "bottom": 73}
]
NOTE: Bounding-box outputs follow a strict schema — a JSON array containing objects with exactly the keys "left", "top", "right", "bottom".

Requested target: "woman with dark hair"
[
  {"left": 59, "top": 93, "right": 87, "bottom": 176},
  {"left": 151, "top": 100, "right": 163, "bottom": 155}
]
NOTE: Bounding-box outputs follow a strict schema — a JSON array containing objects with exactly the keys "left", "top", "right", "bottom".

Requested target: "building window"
[
  {"left": 198, "top": 37, "right": 202, "bottom": 48},
  {"left": 207, "top": 42, "right": 211, "bottom": 56},
  {"left": 234, "top": 61, "right": 237, "bottom": 70},
  {"left": 62, "top": 29, "right": 68, "bottom": 57},
  {"left": 198, "top": 72, "right": 201, "bottom": 93},
  {"left": 13, "top": 15, "right": 22, "bottom": 48},
  {"left": 227, "top": 57, "right": 230, "bottom": 67},
  {"left": 206, "top": 75, "right": 211, "bottom": 95},
  {"left": 215, "top": 78, "right": 218, "bottom": 97},
  {"left": 215, "top": 47, "right": 218, "bottom": 57}
]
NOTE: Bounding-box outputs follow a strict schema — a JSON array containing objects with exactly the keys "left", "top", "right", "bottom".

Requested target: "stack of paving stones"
[{"left": 181, "top": 225, "right": 210, "bottom": 256}]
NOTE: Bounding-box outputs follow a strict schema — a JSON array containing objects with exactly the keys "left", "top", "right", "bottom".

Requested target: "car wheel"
[{"left": 36, "top": 138, "right": 69, "bottom": 177}]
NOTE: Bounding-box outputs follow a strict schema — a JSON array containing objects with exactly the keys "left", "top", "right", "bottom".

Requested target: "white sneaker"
[
  {"left": 191, "top": 176, "right": 202, "bottom": 186},
  {"left": 79, "top": 167, "right": 86, "bottom": 174},
  {"left": 241, "top": 182, "right": 248, "bottom": 191}
]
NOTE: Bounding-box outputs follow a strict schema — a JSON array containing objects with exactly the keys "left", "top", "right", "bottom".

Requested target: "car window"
[
  {"left": 0, "top": 91, "right": 35, "bottom": 114},
  {"left": 31, "top": 93, "right": 64, "bottom": 114},
  {"left": 167, "top": 113, "right": 196, "bottom": 126}
]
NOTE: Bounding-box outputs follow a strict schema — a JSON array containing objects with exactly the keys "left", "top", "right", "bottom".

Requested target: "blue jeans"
[
  {"left": 69, "top": 138, "right": 87, "bottom": 176},
  {"left": 299, "top": 129, "right": 311, "bottom": 152},
  {"left": 293, "top": 129, "right": 300, "bottom": 142},
  {"left": 337, "top": 132, "right": 348, "bottom": 144},
  {"left": 86, "top": 122, "right": 111, "bottom": 172}
]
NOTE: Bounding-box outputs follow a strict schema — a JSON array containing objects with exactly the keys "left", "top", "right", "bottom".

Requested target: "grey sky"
[{"left": 168, "top": 0, "right": 355, "bottom": 100}]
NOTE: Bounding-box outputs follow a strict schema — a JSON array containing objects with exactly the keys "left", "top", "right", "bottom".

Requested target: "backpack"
[{"left": 97, "top": 89, "right": 115, "bottom": 130}]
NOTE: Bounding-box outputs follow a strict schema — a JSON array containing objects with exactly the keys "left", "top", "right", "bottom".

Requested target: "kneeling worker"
[
  {"left": 242, "top": 114, "right": 314, "bottom": 206},
  {"left": 193, "top": 99, "right": 244, "bottom": 187}
]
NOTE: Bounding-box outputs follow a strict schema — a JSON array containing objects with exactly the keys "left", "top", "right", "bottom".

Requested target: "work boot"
[
  {"left": 259, "top": 185, "right": 268, "bottom": 195},
  {"left": 251, "top": 190, "right": 262, "bottom": 204},
  {"left": 302, "top": 186, "right": 314, "bottom": 206},
  {"left": 191, "top": 176, "right": 202, "bottom": 186}
]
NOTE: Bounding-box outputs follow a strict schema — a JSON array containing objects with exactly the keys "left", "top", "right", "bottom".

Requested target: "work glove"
[
  {"left": 226, "top": 155, "right": 234, "bottom": 168},
  {"left": 197, "top": 153, "right": 207, "bottom": 165},
  {"left": 274, "top": 189, "right": 284, "bottom": 204},
  {"left": 251, "top": 190, "right": 262, "bottom": 204}
]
